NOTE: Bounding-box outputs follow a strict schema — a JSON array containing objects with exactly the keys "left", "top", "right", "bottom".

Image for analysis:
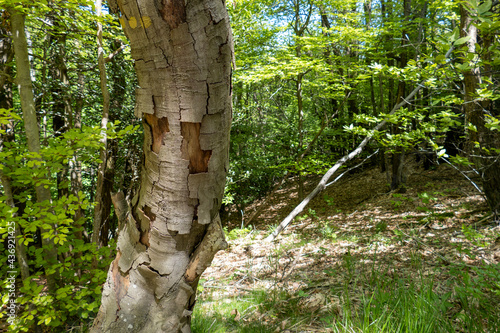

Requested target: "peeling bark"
[
  {"left": 181, "top": 122, "right": 212, "bottom": 174},
  {"left": 92, "top": 0, "right": 232, "bottom": 331},
  {"left": 144, "top": 113, "right": 170, "bottom": 154},
  {"left": 160, "top": 0, "right": 186, "bottom": 29}
]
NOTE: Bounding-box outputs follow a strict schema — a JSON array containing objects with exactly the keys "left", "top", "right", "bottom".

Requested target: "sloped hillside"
[{"left": 194, "top": 161, "right": 500, "bottom": 332}]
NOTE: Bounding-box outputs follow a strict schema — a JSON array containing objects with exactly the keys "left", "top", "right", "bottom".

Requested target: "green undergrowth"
[
  {"left": 192, "top": 254, "right": 500, "bottom": 333},
  {"left": 330, "top": 278, "right": 454, "bottom": 333},
  {"left": 192, "top": 265, "right": 500, "bottom": 333},
  {"left": 191, "top": 290, "right": 270, "bottom": 333},
  {"left": 208, "top": 178, "right": 500, "bottom": 333}
]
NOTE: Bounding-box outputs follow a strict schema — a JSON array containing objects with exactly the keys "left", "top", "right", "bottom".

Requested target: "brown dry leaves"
[{"left": 200, "top": 161, "right": 500, "bottom": 331}]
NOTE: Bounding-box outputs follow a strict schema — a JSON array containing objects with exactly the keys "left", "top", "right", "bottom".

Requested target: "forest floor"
[{"left": 193, "top": 159, "right": 500, "bottom": 332}]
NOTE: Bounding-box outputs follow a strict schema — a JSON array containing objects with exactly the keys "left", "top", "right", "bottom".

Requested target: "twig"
[
  {"left": 207, "top": 319, "right": 216, "bottom": 333},
  {"left": 395, "top": 227, "right": 452, "bottom": 265},
  {"left": 325, "top": 149, "right": 379, "bottom": 187},
  {"left": 440, "top": 157, "right": 484, "bottom": 195},
  {"left": 83, "top": 42, "right": 128, "bottom": 71},
  {"left": 287, "top": 318, "right": 309, "bottom": 330},
  {"left": 203, "top": 285, "right": 254, "bottom": 292},
  {"left": 281, "top": 247, "right": 304, "bottom": 280},
  {"left": 473, "top": 214, "right": 494, "bottom": 226}
]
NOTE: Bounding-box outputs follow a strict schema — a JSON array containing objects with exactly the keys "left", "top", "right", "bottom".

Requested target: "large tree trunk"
[{"left": 91, "top": 0, "right": 232, "bottom": 332}]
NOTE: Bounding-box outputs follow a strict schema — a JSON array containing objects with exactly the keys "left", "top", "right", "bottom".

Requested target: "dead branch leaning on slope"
[{"left": 264, "top": 45, "right": 455, "bottom": 243}]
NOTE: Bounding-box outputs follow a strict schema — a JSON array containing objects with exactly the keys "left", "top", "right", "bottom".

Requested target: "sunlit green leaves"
[{"left": 485, "top": 115, "right": 500, "bottom": 132}]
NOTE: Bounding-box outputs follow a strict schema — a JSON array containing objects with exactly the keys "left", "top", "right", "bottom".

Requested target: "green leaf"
[
  {"left": 477, "top": 0, "right": 492, "bottom": 14},
  {"left": 454, "top": 36, "right": 471, "bottom": 46},
  {"left": 435, "top": 54, "right": 446, "bottom": 64}
]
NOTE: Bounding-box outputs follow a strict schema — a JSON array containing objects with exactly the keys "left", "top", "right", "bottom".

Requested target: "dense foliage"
[
  {"left": 0, "top": 1, "right": 140, "bottom": 330},
  {"left": 0, "top": 0, "right": 499, "bottom": 331},
  {"left": 227, "top": 0, "right": 500, "bottom": 206}
]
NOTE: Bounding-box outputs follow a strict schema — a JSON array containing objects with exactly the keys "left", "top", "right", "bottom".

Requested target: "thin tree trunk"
[
  {"left": 460, "top": 3, "right": 500, "bottom": 218},
  {"left": 91, "top": 0, "right": 233, "bottom": 331},
  {"left": 390, "top": 0, "right": 411, "bottom": 191},
  {"left": 0, "top": 25, "right": 30, "bottom": 279},
  {"left": 291, "top": 0, "right": 312, "bottom": 201},
  {"left": 296, "top": 73, "right": 305, "bottom": 200},
  {"left": 92, "top": 0, "right": 111, "bottom": 248},
  {"left": 71, "top": 70, "right": 85, "bottom": 233},
  {"left": 99, "top": 40, "right": 127, "bottom": 245},
  {"left": 9, "top": 7, "right": 58, "bottom": 292},
  {"left": 382, "top": 0, "right": 396, "bottom": 109},
  {"left": 67, "top": 69, "right": 86, "bottom": 278},
  {"left": 47, "top": 9, "right": 71, "bottom": 199}
]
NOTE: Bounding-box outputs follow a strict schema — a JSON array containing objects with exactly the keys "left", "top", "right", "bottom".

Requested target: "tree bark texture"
[
  {"left": 99, "top": 40, "right": 128, "bottom": 246},
  {"left": 0, "top": 23, "right": 30, "bottom": 279},
  {"left": 291, "top": 1, "right": 311, "bottom": 201},
  {"left": 91, "top": 0, "right": 232, "bottom": 332},
  {"left": 47, "top": 10, "right": 72, "bottom": 199}
]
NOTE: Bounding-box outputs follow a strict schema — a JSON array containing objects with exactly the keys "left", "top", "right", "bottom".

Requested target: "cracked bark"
[{"left": 91, "top": 0, "right": 232, "bottom": 332}]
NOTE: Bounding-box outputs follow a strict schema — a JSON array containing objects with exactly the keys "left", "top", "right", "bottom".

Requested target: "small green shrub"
[{"left": 224, "top": 226, "right": 253, "bottom": 241}]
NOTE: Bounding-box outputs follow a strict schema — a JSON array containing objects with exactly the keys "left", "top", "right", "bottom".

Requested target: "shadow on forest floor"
[{"left": 193, "top": 161, "right": 500, "bottom": 332}]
